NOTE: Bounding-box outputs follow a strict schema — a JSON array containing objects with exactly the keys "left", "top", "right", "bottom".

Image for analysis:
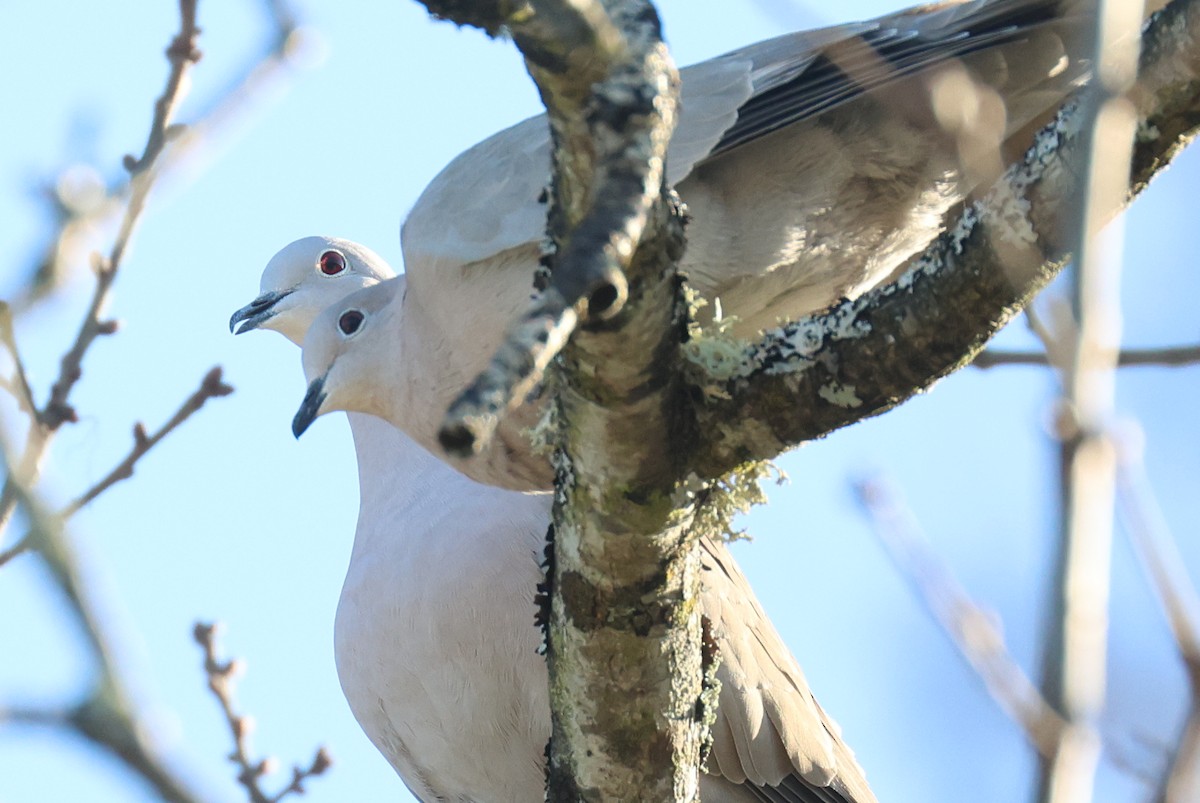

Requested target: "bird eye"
[
  {"left": 319, "top": 250, "right": 347, "bottom": 276},
  {"left": 338, "top": 309, "right": 365, "bottom": 335}
]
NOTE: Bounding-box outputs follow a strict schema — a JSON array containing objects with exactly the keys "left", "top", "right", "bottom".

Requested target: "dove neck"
[{"left": 347, "top": 412, "right": 447, "bottom": 504}]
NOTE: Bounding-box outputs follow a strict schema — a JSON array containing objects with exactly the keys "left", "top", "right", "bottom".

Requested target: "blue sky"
[{"left": 1, "top": 1, "right": 1198, "bottom": 801}]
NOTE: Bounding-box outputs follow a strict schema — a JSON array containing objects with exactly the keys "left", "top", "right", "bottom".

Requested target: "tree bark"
[
  {"left": 410, "top": 0, "right": 1200, "bottom": 799},
  {"left": 690, "top": 0, "right": 1200, "bottom": 481}
]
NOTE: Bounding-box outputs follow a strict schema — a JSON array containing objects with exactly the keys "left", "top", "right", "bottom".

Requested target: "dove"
[
  {"left": 232, "top": 237, "right": 878, "bottom": 802},
  {"left": 270, "top": 0, "right": 1133, "bottom": 490}
]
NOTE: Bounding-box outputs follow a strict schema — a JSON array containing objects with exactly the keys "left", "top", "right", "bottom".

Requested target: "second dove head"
[{"left": 292, "top": 277, "right": 406, "bottom": 438}]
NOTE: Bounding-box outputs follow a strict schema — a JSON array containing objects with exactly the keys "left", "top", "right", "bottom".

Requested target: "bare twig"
[
  {"left": 439, "top": 291, "right": 577, "bottom": 455},
  {"left": 63, "top": 366, "right": 233, "bottom": 516},
  {"left": 0, "top": 367, "right": 234, "bottom": 567},
  {"left": 1115, "top": 434, "right": 1200, "bottom": 802},
  {"left": 973, "top": 344, "right": 1200, "bottom": 369},
  {"left": 1025, "top": 299, "right": 1077, "bottom": 371},
  {"left": 44, "top": 0, "right": 201, "bottom": 429},
  {"left": 193, "top": 623, "right": 332, "bottom": 803},
  {"left": 0, "top": 457, "right": 203, "bottom": 802},
  {"left": 0, "top": 0, "right": 204, "bottom": 542},
  {"left": 0, "top": 302, "right": 40, "bottom": 424},
  {"left": 0, "top": 532, "right": 29, "bottom": 568},
  {"left": 122, "top": 0, "right": 202, "bottom": 174},
  {"left": 854, "top": 476, "right": 1067, "bottom": 757},
  {"left": 14, "top": 0, "right": 306, "bottom": 314},
  {"left": 431, "top": 0, "right": 671, "bottom": 462},
  {"left": 1, "top": 703, "right": 72, "bottom": 728},
  {"left": 0, "top": 3, "right": 289, "bottom": 800}
]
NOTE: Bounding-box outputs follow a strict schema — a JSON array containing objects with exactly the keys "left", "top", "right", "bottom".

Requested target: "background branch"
[
  {"left": 0, "top": 366, "right": 235, "bottom": 567},
  {"left": 1115, "top": 434, "right": 1200, "bottom": 802},
  {"left": 0, "top": 0, "right": 203, "bottom": 542},
  {"left": 0, "top": 460, "right": 204, "bottom": 802},
  {"left": 855, "top": 476, "right": 1067, "bottom": 758},
  {"left": 193, "top": 623, "right": 332, "bottom": 803},
  {"left": 973, "top": 344, "right": 1200, "bottom": 369},
  {"left": 1, "top": 2, "right": 313, "bottom": 800},
  {"left": 1038, "top": 0, "right": 1142, "bottom": 796}
]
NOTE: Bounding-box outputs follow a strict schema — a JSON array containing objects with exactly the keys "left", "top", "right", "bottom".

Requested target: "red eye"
[
  {"left": 319, "top": 250, "right": 347, "bottom": 276},
  {"left": 338, "top": 309, "right": 365, "bottom": 335}
]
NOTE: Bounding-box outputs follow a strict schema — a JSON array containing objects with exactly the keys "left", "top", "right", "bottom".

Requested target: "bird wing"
[
  {"left": 699, "top": 537, "right": 877, "bottom": 803},
  {"left": 399, "top": 0, "right": 1089, "bottom": 293},
  {"left": 396, "top": 48, "right": 768, "bottom": 274},
  {"left": 398, "top": 18, "right": 876, "bottom": 282}
]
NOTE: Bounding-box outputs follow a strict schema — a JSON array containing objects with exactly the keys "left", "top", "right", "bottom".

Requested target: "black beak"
[
  {"left": 292, "top": 376, "right": 327, "bottom": 438},
  {"left": 229, "top": 289, "right": 294, "bottom": 334}
]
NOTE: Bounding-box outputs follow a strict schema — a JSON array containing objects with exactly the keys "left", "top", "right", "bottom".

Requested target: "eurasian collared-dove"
[
  {"left": 232, "top": 238, "right": 877, "bottom": 802},
  {"left": 274, "top": 0, "right": 1143, "bottom": 491}
]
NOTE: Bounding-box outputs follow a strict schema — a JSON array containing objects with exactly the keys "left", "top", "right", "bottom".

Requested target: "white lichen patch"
[
  {"left": 907, "top": 97, "right": 1084, "bottom": 284},
  {"left": 681, "top": 290, "right": 758, "bottom": 395},
  {"left": 758, "top": 298, "right": 872, "bottom": 378},
  {"left": 818, "top": 381, "right": 863, "bottom": 408},
  {"left": 526, "top": 392, "right": 560, "bottom": 456},
  {"left": 1137, "top": 119, "right": 1162, "bottom": 142},
  {"left": 947, "top": 203, "right": 982, "bottom": 257},
  {"left": 985, "top": 180, "right": 1037, "bottom": 246}
]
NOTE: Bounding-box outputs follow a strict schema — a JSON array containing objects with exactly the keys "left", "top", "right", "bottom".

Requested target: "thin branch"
[
  {"left": 689, "top": 0, "right": 1200, "bottom": 481},
  {"left": 0, "top": 456, "right": 204, "bottom": 802},
  {"left": 0, "top": 302, "right": 41, "bottom": 424},
  {"left": 439, "top": 291, "right": 577, "bottom": 455},
  {"left": 1, "top": 3, "right": 307, "bottom": 802},
  {"left": 1026, "top": 297, "right": 1077, "bottom": 372},
  {"left": 1115, "top": 436, "right": 1200, "bottom": 802},
  {"left": 433, "top": 0, "right": 675, "bottom": 459},
  {"left": 62, "top": 366, "right": 233, "bottom": 517},
  {"left": 193, "top": 623, "right": 332, "bottom": 803},
  {"left": 44, "top": 0, "right": 202, "bottom": 429},
  {"left": 0, "top": 533, "right": 28, "bottom": 568},
  {"left": 0, "top": 0, "right": 204, "bottom": 541},
  {"left": 13, "top": 0, "right": 305, "bottom": 315},
  {"left": 0, "top": 367, "right": 234, "bottom": 567},
  {"left": 973, "top": 344, "right": 1200, "bottom": 369},
  {"left": 122, "top": 0, "right": 202, "bottom": 174},
  {"left": 853, "top": 476, "right": 1067, "bottom": 758},
  {"left": 1038, "top": 0, "right": 1143, "bottom": 798},
  {"left": 1, "top": 704, "right": 73, "bottom": 728}
]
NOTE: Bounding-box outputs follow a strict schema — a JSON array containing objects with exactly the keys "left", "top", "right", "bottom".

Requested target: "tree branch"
[
  {"left": 1038, "top": 0, "right": 1143, "bottom": 796},
  {"left": 14, "top": 0, "right": 305, "bottom": 314},
  {"left": 0, "top": 0, "right": 203, "bottom": 540},
  {"left": 0, "top": 367, "right": 234, "bottom": 567},
  {"left": 973, "top": 344, "right": 1200, "bottom": 369},
  {"left": 193, "top": 623, "right": 332, "bottom": 803},
  {"left": 0, "top": 463, "right": 204, "bottom": 803},
  {"left": 411, "top": 0, "right": 701, "bottom": 797},
  {"left": 62, "top": 366, "right": 234, "bottom": 517},
  {"left": 1115, "top": 437, "right": 1200, "bottom": 802},
  {"left": 854, "top": 476, "right": 1067, "bottom": 758},
  {"left": 0, "top": 302, "right": 40, "bottom": 424},
  {"left": 690, "top": 0, "right": 1200, "bottom": 481},
  {"left": 0, "top": 3, "right": 299, "bottom": 800},
  {"left": 435, "top": 0, "right": 671, "bottom": 456}
]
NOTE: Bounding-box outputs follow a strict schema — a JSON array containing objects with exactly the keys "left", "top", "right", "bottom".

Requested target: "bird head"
[
  {"left": 292, "top": 277, "right": 406, "bottom": 438},
  {"left": 230, "top": 235, "right": 396, "bottom": 345}
]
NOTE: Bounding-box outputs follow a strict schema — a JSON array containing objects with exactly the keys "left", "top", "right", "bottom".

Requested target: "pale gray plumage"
[
  {"left": 234, "top": 240, "right": 876, "bottom": 802},
  {"left": 234, "top": 0, "right": 1158, "bottom": 797},
  {"left": 292, "top": 0, "right": 1139, "bottom": 491}
]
